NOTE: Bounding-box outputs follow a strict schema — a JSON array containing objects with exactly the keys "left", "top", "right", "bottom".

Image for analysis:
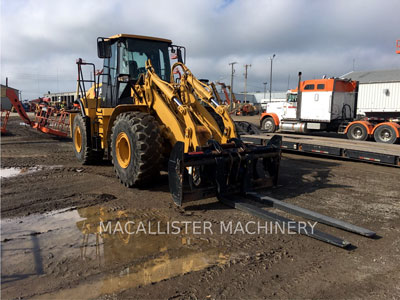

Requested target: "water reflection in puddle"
[{"left": 1, "top": 205, "right": 228, "bottom": 299}]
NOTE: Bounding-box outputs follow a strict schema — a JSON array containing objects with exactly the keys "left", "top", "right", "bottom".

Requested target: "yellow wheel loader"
[{"left": 70, "top": 34, "right": 282, "bottom": 206}]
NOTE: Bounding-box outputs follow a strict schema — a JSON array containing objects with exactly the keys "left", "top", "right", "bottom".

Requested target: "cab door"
[{"left": 101, "top": 42, "right": 118, "bottom": 107}]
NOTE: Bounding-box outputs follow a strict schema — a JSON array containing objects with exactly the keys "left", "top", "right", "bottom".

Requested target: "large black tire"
[
  {"left": 72, "top": 114, "right": 104, "bottom": 164},
  {"left": 261, "top": 117, "right": 276, "bottom": 133},
  {"left": 373, "top": 125, "right": 398, "bottom": 144},
  {"left": 111, "top": 111, "right": 162, "bottom": 187},
  {"left": 347, "top": 123, "right": 368, "bottom": 141}
]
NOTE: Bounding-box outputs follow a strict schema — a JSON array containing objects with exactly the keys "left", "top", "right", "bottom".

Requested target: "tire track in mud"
[{"left": 1, "top": 166, "right": 120, "bottom": 217}]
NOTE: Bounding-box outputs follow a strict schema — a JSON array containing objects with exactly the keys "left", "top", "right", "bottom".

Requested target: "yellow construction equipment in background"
[{"left": 70, "top": 34, "right": 281, "bottom": 205}]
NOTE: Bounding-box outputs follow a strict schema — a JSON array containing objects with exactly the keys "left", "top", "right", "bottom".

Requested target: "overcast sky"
[{"left": 1, "top": 0, "right": 399, "bottom": 99}]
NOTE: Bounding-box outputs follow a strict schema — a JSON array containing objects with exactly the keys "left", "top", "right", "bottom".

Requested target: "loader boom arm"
[
  {"left": 142, "top": 61, "right": 237, "bottom": 151},
  {"left": 171, "top": 62, "right": 237, "bottom": 144}
]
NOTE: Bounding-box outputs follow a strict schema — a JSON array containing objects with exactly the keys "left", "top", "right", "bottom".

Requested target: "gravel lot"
[{"left": 1, "top": 116, "right": 400, "bottom": 299}]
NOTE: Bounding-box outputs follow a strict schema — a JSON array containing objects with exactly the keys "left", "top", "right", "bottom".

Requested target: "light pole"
[
  {"left": 244, "top": 64, "right": 251, "bottom": 103},
  {"left": 269, "top": 54, "right": 276, "bottom": 102},
  {"left": 263, "top": 82, "right": 268, "bottom": 99},
  {"left": 229, "top": 62, "right": 237, "bottom": 111}
]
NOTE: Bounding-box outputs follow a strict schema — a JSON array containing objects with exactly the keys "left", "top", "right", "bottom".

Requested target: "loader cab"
[{"left": 97, "top": 34, "right": 184, "bottom": 108}]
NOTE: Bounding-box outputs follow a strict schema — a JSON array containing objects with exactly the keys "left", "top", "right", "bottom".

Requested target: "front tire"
[
  {"left": 261, "top": 117, "right": 276, "bottom": 133},
  {"left": 72, "top": 114, "right": 103, "bottom": 164},
  {"left": 347, "top": 123, "right": 368, "bottom": 141},
  {"left": 111, "top": 111, "right": 162, "bottom": 187}
]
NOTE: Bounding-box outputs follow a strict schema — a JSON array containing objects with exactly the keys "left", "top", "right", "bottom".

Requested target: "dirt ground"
[{"left": 1, "top": 116, "right": 400, "bottom": 299}]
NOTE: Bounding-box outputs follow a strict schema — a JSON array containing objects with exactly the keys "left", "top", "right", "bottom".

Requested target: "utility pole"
[
  {"left": 263, "top": 82, "right": 268, "bottom": 99},
  {"left": 269, "top": 54, "right": 276, "bottom": 102},
  {"left": 229, "top": 62, "right": 238, "bottom": 111},
  {"left": 244, "top": 64, "right": 251, "bottom": 103}
]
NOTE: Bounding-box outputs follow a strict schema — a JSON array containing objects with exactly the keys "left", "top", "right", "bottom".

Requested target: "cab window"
[
  {"left": 287, "top": 93, "right": 297, "bottom": 102},
  {"left": 124, "top": 38, "right": 171, "bottom": 81}
]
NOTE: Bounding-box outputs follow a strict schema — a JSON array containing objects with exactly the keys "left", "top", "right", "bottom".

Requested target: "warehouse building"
[{"left": 341, "top": 69, "right": 400, "bottom": 117}]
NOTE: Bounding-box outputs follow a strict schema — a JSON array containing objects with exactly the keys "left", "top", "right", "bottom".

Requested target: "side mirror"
[
  {"left": 177, "top": 48, "right": 183, "bottom": 63},
  {"left": 97, "top": 37, "right": 111, "bottom": 58}
]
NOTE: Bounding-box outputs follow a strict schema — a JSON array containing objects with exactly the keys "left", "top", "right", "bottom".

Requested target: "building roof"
[
  {"left": 1, "top": 84, "right": 19, "bottom": 93},
  {"left": 341, "top": 69, "right": 400, "bottom": 83}
]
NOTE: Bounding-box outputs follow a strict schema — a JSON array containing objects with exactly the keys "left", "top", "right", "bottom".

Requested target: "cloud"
[{"left": 1, "top": 0, "right": 399, "bottom": 99}]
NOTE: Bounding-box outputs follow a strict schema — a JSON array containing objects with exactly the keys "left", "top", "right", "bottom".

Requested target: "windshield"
[{"left": 120, "top": 39, "right": 171, "bottom": 81}]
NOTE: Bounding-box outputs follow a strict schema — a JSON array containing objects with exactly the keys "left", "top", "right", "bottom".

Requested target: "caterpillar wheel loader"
[{"left": 70, "top": 34, "right": 282, "bottom": 206}]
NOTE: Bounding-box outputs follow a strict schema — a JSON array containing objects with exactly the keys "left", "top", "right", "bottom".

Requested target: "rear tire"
[
  {"left": 261, "top": 117, "right": 276, "bottom": 133},
  {"left": 72, "top": 114, "right": 104, "bottom": 164},
  {"left": 111, "top": 111, "right": 162, "bottom": 187},
  {"left": 347, "top": 123, "right": 368, "bottom": 141},
  {"left": 373, "top": 125, "right": 398, "bottom": 144}
]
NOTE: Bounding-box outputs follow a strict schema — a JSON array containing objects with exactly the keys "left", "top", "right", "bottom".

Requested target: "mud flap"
[{"left": 168, "top": 135, "right": 282, "bottom": 206}]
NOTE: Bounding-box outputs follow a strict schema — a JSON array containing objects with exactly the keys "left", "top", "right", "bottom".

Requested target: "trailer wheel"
[
  {"left": 347, "top": 124, "right": 368, "bottom": 141},
  {"left": 261, "top": 117, "right": 276, "bottom": 133},
  {"left": 111, "top": 111, "right": 162, "bottom": 187},
  {"left": 72, "top": 114, "right": 104, "bottom": 164},
  {"left": 373, "top": 125, "right": 398, "bottom": 144}
]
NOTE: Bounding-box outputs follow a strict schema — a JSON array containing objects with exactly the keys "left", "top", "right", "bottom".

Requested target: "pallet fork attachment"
[
  {"left": 168, "top": 135, "right": 282, "bottom": 206},
  {"left": 219, "top": 193, "right": 376, "bottom": 248}
]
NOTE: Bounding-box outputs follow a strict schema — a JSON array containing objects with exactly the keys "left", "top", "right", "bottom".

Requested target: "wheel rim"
[
  {"left": 116, "top": 132, "right": 131, "bottom": 169},
  {"left": 379, "top": 128, "right": 392, "bottom": 142},
  {"left": 74, "top": 126, "right": 82, "bottom": 153},
  {"left": 264, "top": 120, "right": 273, "bottom": 131},
  {"left": 352, "top": 126, "right": 364, "bottom": 139}
]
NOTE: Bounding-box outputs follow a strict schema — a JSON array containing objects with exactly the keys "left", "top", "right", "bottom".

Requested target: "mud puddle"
[{"left": 1, "top": 205, "right": 228, "bottom": 299}]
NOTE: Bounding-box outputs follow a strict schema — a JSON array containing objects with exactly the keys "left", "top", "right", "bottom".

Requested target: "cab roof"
[{"left": 106, "top": 34, "right": 172, "bottom": 44}]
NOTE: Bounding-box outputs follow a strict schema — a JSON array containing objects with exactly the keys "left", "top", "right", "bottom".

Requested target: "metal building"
[{"left": 341, "top": 69, "right": 400, "bottom": 117}]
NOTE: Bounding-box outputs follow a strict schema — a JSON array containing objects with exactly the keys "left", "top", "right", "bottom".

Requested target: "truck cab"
[
  {"left": 264, "top": 90, "right": 298, "bottom": 121},
  {"left": 260, "top": 77, "right": 358, "bottom": 133}
]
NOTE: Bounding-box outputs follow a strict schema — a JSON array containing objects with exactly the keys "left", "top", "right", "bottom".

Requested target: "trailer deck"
[{"left": 242, "top": 133, "right": 400, "bottom": 166}]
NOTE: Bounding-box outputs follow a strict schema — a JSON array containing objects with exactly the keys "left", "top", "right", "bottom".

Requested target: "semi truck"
[{"left": 260, "top": 72, "right": 400, "bottom": 144}]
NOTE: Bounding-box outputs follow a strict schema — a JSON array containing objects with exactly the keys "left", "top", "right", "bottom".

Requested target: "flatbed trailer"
[{"left": 241, "top": 132, "right": 400, "bottom": 167}]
